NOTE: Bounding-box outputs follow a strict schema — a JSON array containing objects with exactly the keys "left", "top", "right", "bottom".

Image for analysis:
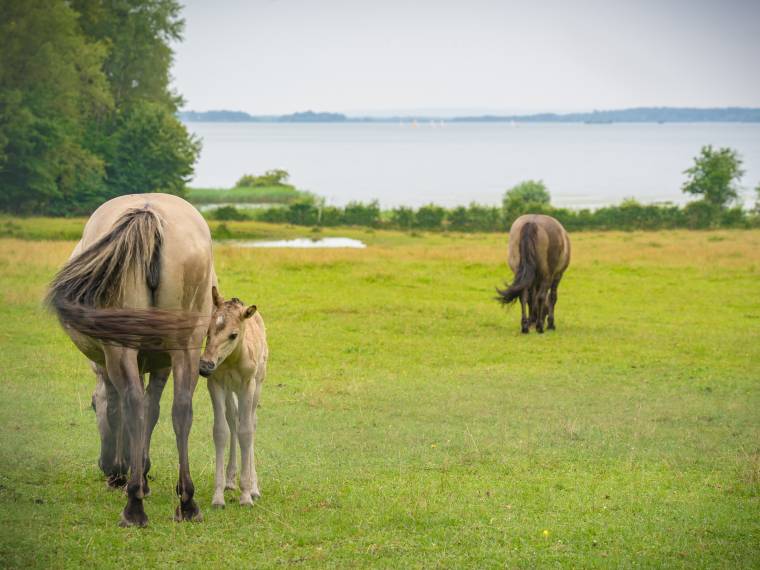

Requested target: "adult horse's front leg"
[
  {"left": 104, "top": 347, "right": 148, "bottom": 527},
  {"left": 143, "top": 368, "right": 170, "bottom": 496},
  {"left": 172, "top": 349, "right": 203, "bottom": 522}
]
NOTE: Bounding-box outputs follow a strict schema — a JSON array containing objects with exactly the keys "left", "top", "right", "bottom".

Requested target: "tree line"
[
  {"left": 0, "top": 0, "right": 199, "bottom": 215},
  {"left": 212, "top": 146, "right": 760, "bottom": 231}
]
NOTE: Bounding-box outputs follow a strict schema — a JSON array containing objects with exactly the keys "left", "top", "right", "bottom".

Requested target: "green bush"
[
  {"left": 235, "top": 169, "right": 290, "bottom": 188},
  {"left": 212, "top": 205, "right": 249, "bottom": 221},
  {"left": 415, "top": 204, "right": 446, "bottom": 230}
]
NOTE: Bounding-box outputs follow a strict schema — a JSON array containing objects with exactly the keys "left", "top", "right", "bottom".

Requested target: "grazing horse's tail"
[
  {"left": 46, "top": 207, "right": 199, "bottom": 350},
  {"left": 496, "top": 221, "right": 539, "bottom": 305}
]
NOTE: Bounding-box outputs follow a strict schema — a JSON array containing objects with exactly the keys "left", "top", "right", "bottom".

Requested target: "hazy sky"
[{"left": 173, "top": 0, "right": 760, "bottom": 115}]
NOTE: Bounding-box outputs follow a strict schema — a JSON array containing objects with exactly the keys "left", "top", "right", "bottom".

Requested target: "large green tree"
[
  {"left": 0, "top": 0, "right": 112, "bottom": 214},
  {"left": 0, "top": 0, "right": 199, "bottom": 215}
]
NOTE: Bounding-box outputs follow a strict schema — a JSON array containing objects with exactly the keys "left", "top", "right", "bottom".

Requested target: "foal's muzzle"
[{"left": 199, "top": 359, "right": 216, "bottom": 377}]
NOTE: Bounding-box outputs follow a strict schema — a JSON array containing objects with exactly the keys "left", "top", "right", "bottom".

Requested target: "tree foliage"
[{"left": 0, "top": 0, "right": 198, "bottom": 215}]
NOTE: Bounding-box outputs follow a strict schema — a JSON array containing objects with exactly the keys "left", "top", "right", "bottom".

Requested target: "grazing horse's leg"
[
  {"left": 208, "top": 380, "right": 230, "bottom": 508},
  {"left": 535, "top": 281, "right": 551, "bottom": 334},
  {"left": 172, "top": 349, "right": 202, "bottom": 522},
  {"left": 237, "top": 379, "right": 262, "bottom": 505},
  {"left": 547, "top": 279, "right": 560, "bottom": 330},
  {"left": 143, "top": 368, "right": 170, "bottom": 497},
  {"left": 224, "top": 391, "right": 239, "bottom": 491},
  {"left": 104, "top": 347, "right": 148, "bottom": 527},
  {"left": 520, "top": 289, "right": 530, "bottom": 334}
]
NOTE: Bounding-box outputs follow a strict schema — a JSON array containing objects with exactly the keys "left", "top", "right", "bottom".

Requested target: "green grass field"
[{"left": 0, "top": 222, "right": 758, "bottom": 568}]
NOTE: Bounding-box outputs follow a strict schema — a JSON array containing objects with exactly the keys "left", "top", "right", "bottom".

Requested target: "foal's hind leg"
[
  {"left": 143, "top": 368, "right": 170, "bottom": 497},
  {"left": 520, "top": 289, "right": 530, "bottom": 334}
]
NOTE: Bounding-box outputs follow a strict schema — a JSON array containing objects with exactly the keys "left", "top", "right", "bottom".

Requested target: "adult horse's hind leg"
[
  {"left": 92, "top": 363, "right": 129, "bottom": 488},
  {"left": 172, "top": 349, "right": 203, "bottom": 522},
  {"left": 143, "top": 368, "right": 170, "bottom": 497},
  {"left": 520, "top": 289, "right": 530, "bottom": 334},
  {"left": 535, "top": 281, "right": 551, "bottom": 334},
  {"left": 547, "top": 279, "right": 560, "bottom": 330},
  {"left": 104, "top": 347, "right": 148, "bottom": 527}
]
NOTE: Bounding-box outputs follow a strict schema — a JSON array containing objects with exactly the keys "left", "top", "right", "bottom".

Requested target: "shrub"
[
  {"left": 415, "top": 204, "right": 446, "bottom": 230},
  {"left": 212, "top": 205, "right": 249, "bottom": 221},
  {"left": 235, "top": 169, "right": 290, "bottom": 188}
]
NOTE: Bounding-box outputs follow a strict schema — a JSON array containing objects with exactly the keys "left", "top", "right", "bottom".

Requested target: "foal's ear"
[
  {"left": 212, "top": 286, "right": 223, "bottom": 308},
  {"left": 243, "top": 305, "right": 257, "bottom": 319}
]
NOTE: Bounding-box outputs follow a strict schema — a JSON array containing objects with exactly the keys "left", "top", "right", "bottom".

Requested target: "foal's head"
[{"left": 199, "top": 286, "right": 257, "bottom": 377}]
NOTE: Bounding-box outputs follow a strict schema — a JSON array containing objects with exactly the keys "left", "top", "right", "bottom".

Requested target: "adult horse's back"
[
  {"left": 47, "top": 193, "right": 214, "bottom": 526},
  {"left": 497, "top": 214, "right": 570, "bottom": 333}
]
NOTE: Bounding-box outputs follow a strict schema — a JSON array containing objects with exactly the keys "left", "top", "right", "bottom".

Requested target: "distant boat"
[{"left": 411, "top": 120, "right": 418, "bottom": 128}]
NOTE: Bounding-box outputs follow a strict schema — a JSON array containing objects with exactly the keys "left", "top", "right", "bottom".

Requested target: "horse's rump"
[{"left": 47, "top": 206, "right": 201, "bottom": 350}]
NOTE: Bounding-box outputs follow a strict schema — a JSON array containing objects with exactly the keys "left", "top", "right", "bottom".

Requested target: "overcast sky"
[{"left": 173, "top": 0, "right": 760, "bottom": 115}]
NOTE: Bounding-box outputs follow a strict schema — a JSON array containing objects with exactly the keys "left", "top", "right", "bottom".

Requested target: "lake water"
[{"left": 185, "top": 122, "right": 760, "bottom": 209}]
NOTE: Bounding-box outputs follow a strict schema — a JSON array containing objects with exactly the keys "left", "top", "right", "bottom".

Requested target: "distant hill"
[{"left": 179, "top": 107, "right": 760, "bottom": 123}]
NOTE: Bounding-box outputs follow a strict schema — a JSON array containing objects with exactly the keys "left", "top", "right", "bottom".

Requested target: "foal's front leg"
[
  {"left": 224, "top": 391, "right": 239, "bottom": 491},
  {"left": 208, "top": 380, "right": 229, "bottom": 508},
  {"left": 237, "top": 379, "right": 262, "bottom": 505}
]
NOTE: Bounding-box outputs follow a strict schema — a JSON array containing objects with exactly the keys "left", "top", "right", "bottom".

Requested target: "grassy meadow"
[{"left": 0, "top": 220, "right": 758, "bottom": 568}]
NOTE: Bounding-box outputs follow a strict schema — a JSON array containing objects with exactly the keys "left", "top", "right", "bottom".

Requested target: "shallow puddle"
[{"left": 231, "top": 237, "right": 367, "bottom": 249}]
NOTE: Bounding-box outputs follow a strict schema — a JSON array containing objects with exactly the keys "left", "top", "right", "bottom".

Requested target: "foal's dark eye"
[{"left": 229, "top": 332, "right": 238, "bottom": 340}]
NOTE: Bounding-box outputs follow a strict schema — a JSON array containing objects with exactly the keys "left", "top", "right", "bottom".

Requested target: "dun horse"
[
  {"left": 47, "top": 193, "right": 215, "bottom": 527},
  {"left": 497, "top": 214, "right": 570, "bottom": 333}
]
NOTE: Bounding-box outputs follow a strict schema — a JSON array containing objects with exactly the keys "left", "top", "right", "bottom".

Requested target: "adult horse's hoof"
[
  {"left": 106, "top": 474, "right": 127, "bottom": 489},
  {"left": 119, "top": 503, "right": 148, "bottom": 528},
  {"left": 174, "top": 500, "right": 203, "bottom": 522}
]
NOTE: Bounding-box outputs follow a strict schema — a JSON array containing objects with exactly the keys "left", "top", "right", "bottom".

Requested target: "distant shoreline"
[{"left": 179, "top": 107, "right": 760, "bottom": 124}]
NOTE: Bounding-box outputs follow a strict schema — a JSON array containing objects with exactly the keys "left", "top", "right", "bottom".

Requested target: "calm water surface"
[{"left": 186, "top": 122, "right": 760, "bottom": 208}]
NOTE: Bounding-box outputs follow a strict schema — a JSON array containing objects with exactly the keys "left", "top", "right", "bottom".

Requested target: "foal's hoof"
[{"left": 174, "top": 500, "right": 203, "bottom": 522}]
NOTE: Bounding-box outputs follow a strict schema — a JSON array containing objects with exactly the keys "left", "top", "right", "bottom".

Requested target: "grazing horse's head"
[{"left": 199, "top": 286, "right": 257, "bottom": 377}]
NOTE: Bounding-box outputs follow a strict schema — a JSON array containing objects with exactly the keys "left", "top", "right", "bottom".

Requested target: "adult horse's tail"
[
  {"left": 46, "top": 207, "right": 199, "bottom": 350},
  {"left": 496, "top": 221, "right": 538, "bottom": 304}
]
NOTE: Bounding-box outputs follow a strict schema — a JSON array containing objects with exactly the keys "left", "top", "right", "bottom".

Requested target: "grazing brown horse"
[
  {"left": 497, "top": 214, "right": 570, "bottom": 333},
  {"left": 47, "top": 193, "right": 216, "bottom": 527}
]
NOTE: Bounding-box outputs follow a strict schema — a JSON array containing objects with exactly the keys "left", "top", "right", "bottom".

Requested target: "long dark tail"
[
  {"left": 496, "top": 221, "right": 538, "bottom": 305},
  {"left": 46, "top": 207, "right": 200, "bottom": 350}
]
